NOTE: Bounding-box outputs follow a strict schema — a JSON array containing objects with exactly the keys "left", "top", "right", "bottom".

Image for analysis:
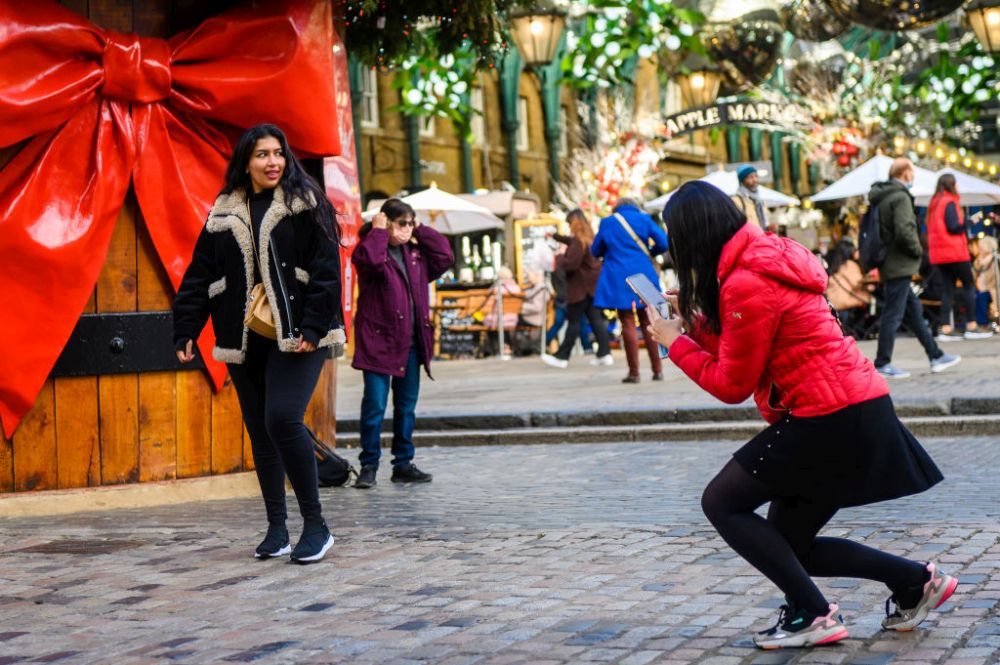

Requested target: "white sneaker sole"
[
  {"left": 291, "top": 534, "right": 335, "bottom": 563},
  {"left": 254, "top": 544, "right": 291, "bottom": 559},
  {"left": 930, "top": 357, "right": 961, "bottom": 373},
  {"left": 755, "top": 624, "right": 849, "bottom": 649}
]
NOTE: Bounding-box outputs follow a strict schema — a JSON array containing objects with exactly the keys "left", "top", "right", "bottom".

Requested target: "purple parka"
[{"left": 351, "top": 224, "right": 454, "bottom": 377}]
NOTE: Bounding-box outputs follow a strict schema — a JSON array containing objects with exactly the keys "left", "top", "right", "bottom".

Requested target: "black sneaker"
[
  {"left": 753, "top": 603, "right": 848, "bottom": 649},
  {"left": 354, "top": 465, "right": 377, "bottom": 489},
  {"left": 290, "top": 520, "right": 334, "bottom": 564},
  {"left": 254, "top": 525, "right": 290, "bottom": 559},
  {"left": 391, "top": 463, "right": 433, "bottom": 483}
]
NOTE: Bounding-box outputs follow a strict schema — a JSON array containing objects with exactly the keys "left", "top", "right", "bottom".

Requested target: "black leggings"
[
  {"left": 701, "top": 459, "right": 927, "bottom": 615},
  {"left": 228, "top": 332, "right": 328, "bottom": 528},
  {"left": 936, "top": 261, "right": 976, "bottom": 330}
]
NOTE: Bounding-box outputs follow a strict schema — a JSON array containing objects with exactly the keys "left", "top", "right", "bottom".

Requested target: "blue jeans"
[
  {"left": 359, "top": 347, "right": 420, "bottom": 470},
  {"left": 546, "top": 305, "right": 567, "bottom": 344},
  {"left": 875, "top": 277, "right": 941, "bottom": 367}
]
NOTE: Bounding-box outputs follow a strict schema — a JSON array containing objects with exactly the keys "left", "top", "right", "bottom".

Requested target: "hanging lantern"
[
  {"left": 967, "top": 0, "right": 1000, "bottom": 53},
  {"left": 826, "top": 0, "right": 967, "bottom": 31},
  {"left": 508, "top": 1, "right": 568, "bottom": 69},
  {"left": 782, "top": 0, "right": 849, "bottom": 41},
  {"left": 675, "top": 55, "right": 722, "bottom": 108},
  {"left": 700, "top": 0, "right": 784, "bottom": 95}
]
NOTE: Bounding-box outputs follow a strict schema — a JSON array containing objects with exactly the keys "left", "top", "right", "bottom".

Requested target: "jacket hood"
[
  {"left": 869, "top": 180, "right": 910, "bottom": 206},
  {"left": 718, "top": 223, "right": 827, "bottom": 294}
]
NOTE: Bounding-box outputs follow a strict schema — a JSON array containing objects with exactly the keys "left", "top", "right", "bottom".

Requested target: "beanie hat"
[{"left": 737, "top": 165, "right": 757, "bottom": 183}]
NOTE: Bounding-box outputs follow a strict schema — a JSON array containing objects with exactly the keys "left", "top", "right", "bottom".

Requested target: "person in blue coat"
[{"left": 592, "top": 198, "right": 669, "bottom": 383}]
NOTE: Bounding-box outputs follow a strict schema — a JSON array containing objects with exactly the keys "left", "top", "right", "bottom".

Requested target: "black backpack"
[
  {"left": 858, "top": 202, "right": 887, "bottom": 272},
  {"left": 307, "top": 428, "right": 356, "bottom": 487}
]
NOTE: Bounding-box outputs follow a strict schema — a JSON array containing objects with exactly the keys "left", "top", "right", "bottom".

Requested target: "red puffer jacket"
[{"left": 669, "top": 223, "right": 889, "bottom": 424}]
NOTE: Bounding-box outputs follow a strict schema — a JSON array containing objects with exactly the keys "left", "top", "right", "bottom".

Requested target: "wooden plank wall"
[{"left": 1, "top": 0, "right": 337, "bottom": 494}]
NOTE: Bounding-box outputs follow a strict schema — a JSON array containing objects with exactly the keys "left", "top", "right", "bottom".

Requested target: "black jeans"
[
  {"left": 555, "top": 296, "right": 611, "bottom": 360},
  {"left": 936, "top": 261, "right": 976, "bottom": 330},
  {"left": 875, "top": 277, "right": 942, "bottom": 367},
  {"left": 228, "top": 332, "right": 328, "bottom": 527}
]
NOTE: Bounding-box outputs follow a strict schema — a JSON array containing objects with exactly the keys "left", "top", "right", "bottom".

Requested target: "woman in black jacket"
[
  {"left": 541, "top": 208, "right": 612, "bottom": 368},
  {"left": 173, "top": 124, "right": 344, "bottom": 564}
]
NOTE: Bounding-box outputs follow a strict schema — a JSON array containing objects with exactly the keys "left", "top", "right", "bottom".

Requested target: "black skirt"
[{"left": 733, "top": 395, "right": 943, "bottom": 508}]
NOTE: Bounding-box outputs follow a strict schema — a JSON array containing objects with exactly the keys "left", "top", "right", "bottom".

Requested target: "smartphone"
[
  {"left": 625, "top": 273, "right": 671, "bottom": 358},
  {"left": 626, "top": 273, "right": 672, "bottom": 319}
]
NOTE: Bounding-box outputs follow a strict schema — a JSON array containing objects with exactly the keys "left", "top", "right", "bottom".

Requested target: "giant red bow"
[{"left": 0, "top": 0, "right": 341, "bottom": 437}]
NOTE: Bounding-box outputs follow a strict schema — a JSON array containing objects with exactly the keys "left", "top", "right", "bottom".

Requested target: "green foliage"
[
  {"left": 561, "top": 1, "right": 706, "bottom": 89},
  {"left": 345, "top": 0, "right": 527, "bottom": 68}
]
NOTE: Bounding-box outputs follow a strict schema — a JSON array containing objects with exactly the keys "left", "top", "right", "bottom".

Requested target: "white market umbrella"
[
  {"left": 361, "top": 183, "right": 503, "bottom": 234},
  {"left": 809, "top": 154, "right": 936, "bottom": 202},
  {"left": 913, "top": 167, "right": 1000, "bottom": 207},
  {"left": 644, "top": 169, "right": 798, "bottom": 213}
]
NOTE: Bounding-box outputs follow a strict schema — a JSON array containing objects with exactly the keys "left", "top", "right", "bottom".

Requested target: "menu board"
[
  {"left": 436, "top": 298, "right": 480, "bottom": 359},
  {"left": 513, "top": 216, "right": 561, "bottom": 285}
]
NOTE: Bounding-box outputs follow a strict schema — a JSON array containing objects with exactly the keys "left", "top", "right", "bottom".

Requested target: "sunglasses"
[{"left": 393, "top": 219, "right": 417, "bottom": 228}]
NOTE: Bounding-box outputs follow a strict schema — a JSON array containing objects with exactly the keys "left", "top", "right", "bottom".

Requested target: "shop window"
[
  {"left": 419, "top": 116, "right": 436, "bottom": 138},
  {"left": 360, "top": 67, "right": 379, "bottom": 129},
  {"left": 471, "top": 87, "right": 486, "bottom": 146},
  {"left": 517, "top": 97, "right": 529, "bottom": 152}
]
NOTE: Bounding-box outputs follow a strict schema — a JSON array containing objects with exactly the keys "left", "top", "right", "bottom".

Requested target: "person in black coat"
[{"left": 173, "top": 124, "right": 344, "bottom": 564}]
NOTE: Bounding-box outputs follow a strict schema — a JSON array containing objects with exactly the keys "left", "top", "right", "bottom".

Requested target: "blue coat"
[{"left": 591, "top": 205, "right": 668, "bottom": 310}]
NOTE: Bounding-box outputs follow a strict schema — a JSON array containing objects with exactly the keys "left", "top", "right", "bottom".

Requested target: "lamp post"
[
  {"left": 967, "top": 0, "right": 1000, "bottom": 53},
  {"left": 508, "top": 2, "right": 568, "bottom": 185}
]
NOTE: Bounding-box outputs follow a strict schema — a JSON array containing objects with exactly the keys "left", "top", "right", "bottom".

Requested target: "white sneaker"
[
  {"left": 882, "top": 562, "right": 958, "bottom": 631},
  {"left": 754, "top": 603, "right": 849, "bottom": 649},
  {"left": 540, "top": 354, "right": 568, "bottom": 369},
  {"left": 964, "top": 329, "right": 993, "bottom": 340},
  {"left": 935, "top": 333, "right": 964, "bottom": 342},
  {"left": 589, "top": 354, "right": 614, "bottom": 366}
]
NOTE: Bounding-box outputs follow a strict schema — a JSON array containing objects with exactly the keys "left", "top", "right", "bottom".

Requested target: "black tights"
[{"left": 701, "top": 459, "right": 928, "bottom": 615}]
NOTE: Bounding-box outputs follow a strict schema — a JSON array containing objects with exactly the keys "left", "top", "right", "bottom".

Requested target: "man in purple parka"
[{"left": 351, "top": 198, "right": 454, "bottom": 489}]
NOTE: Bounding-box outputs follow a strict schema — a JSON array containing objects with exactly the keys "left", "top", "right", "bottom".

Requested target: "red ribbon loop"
[{"left": 102, "top": 32, "right": 171, "bottom": 103}]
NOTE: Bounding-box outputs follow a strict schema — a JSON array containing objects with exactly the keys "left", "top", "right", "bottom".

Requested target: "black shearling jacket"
[{"left": 173, "top": 187, "right": 344, "bottom": 364}]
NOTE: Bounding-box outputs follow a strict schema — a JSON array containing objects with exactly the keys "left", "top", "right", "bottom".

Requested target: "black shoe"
[
  {"left": 290, "top": 520, "right": 334, "bottom": 564},
  {"left": 391, "top": 463, "right": 433, "bottom": 483},
  {"left": 652, "top": 372, "right": 664, "bottom": 381},
  {"left": 622, "top": 374, "right": 640, "bottom": 384},
  {"left": 354, "top": 465, "right": 377, "bottom": 489},
  {"left": 254, "top": 525, "right": 290, "bottom": 559}
]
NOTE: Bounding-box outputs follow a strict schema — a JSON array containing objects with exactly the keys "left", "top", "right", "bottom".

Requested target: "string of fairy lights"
[{"left": 893, "top": 136, "right": 1000, "bottom": 179}]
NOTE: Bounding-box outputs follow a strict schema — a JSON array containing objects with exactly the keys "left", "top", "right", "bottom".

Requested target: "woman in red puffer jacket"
[{"left": 648, "top": 181, "right": 951, "bottom": 650}]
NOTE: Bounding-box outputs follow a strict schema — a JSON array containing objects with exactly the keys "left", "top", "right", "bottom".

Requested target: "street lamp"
[
  {"left": 508, "top": 2, "right": 568, "bottom": 69},
  {"left": 675, "top": 54, "right": 721, "bottom": 110},
  {"left": 967, "top": 0, "right": 1000, "bottom": 53}
]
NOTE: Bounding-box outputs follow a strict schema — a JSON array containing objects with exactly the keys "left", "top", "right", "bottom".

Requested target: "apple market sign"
[{"left": 663, "top": 101, "right": 813, "bottom": 137}]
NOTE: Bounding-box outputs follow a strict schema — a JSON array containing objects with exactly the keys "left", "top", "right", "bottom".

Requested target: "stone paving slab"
[{"left": 1, "top": 437, "right": 999, "bottom": 664}]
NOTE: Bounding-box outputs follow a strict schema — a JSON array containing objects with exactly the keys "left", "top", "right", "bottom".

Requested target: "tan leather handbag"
[{"left": 244, "top": 283, "right": 277, "bottom": 339}]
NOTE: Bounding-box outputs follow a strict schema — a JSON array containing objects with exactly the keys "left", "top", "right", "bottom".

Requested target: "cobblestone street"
[{"left": 2, "top": 436, "right": 999, "bottom": 664}]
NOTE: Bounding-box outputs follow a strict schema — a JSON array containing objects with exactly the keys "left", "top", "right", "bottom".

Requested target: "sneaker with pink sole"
[
  {"left": 753, "top": 603, "right": 849, "bottom": 649},
  {"left": 882, "top": 562, "right": 958, "bottom": 631}
]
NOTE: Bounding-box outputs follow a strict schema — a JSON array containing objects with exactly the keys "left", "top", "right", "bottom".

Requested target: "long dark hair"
[
  {"left": 662, "top": 181, "right": 747, "bottom": 334},
  {"left": 825, "top": 239, "right": 857, "bottom": 276},
  {"left": 221, "top": 123, "right": 340, "bottom": 241},
  {"left": 934, "top": 173, "right": 957, "bottom": 196}
]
